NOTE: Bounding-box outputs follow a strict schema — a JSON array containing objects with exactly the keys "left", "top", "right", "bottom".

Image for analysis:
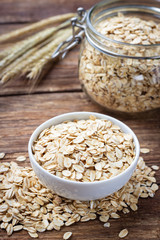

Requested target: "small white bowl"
[{"left": 28, "top": 112, "right": 140, "bottom": 201}]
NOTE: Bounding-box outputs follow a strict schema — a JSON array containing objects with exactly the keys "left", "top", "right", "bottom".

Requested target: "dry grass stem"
[
  {"left": 0, "top": 47, "right": 38, "bottom": 83},
  {"left": 0, "top": 20, "right": 70, "bottom": 71},
  {"left": 0, "top": 33, "right": 60, "bottom": 83},
  {"left": 0, "top": 33, "right": 61, "bottom": 83},
  {"left": 22, "top": 28, "right": 71, "bottom": 74},
  {"left": 0, "top": 28, "right": 56, "bottom": 70},
  {"left": 0, "top": 26, "right": 71, "bottom": 84},
  {"left": 0, "top": 13, "right": 75, "bottom": 43},
  {"left": 0, "top": 152, "right": 5, "bottom": 159},
  {"left": 27, "top": 28, "right": 72, "bottom": 82},
  {"left": 0, "top": 47, "right": 13, "bottom": 61},
  {"left": 0, "top": 23, "right": 62, "bottom": 61},
  {"left": 0, "top": 40, "right": 28, "bottom": 61}
]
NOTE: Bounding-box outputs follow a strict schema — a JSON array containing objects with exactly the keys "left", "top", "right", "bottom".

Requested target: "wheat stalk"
[
  {"left": 27, "top": 29, "right": 72, "bottom": 91},
  {"left": 23, "top": 28, "right": 72, "bottom": 75},
  {"left": 0, "top": 39, "right": 34, "bottom": 61},
  {"left": 0, "top": 28, "right": 72, "bottom": 84},
  {"left": 0, "top": 28, "right": 59, "bottom": 61},
  {"left": 0, "top": 34, "right": 58, "bottom": 79},
  {"left": 0, "top": 13, "right": 75, "bottom": 43},
  {"left": 0, "top": 48, "right": 12, "bottom": 60},
  {"left": 28, "top": 58, "right": 54, "bottom": 93},
  {"left": 0, "top": 48, "right": 38, "bottom": 83},
  {"left": 0, "top": 20, "right": 70, "bottom": 71}
]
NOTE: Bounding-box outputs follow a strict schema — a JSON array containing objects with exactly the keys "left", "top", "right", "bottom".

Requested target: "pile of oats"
[
  {"left": 79, "top": 13, "right": 160, "bottom": 113},
  {"left": 32, "top": 116, "right": 135, "bottom": 182},
  {"left": 0, "top": 156, "right": 159, "bottom": 238}
]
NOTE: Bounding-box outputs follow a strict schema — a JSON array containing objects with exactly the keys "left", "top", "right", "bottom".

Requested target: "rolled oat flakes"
[
  {"left": 16, "top": 155, "right": 26, "bottom": 162},
  {"left": 79, "top": 13, "right": 160, "bottom": 113},
  {"left": 119, "top": 228, "right": 128, "bottom": 238},
  {"left": 32, "top": 116, "right": 135, "bottom": 181},
  {"left": 63, "top": 231, "right": 72, "bottom": 239},
  {"left": 0, "top": 152, "right": 158, "bottom": 238},
  {"left": 0, "top": 152, "right": 5, "bottom": 159}
]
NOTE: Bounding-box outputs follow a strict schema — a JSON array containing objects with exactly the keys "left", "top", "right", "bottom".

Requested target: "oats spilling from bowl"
[
  {"left": 0, "top": 155, "right": 159, "bottom": 238},
  {"left": 32, "top": 116, "right": 135, "bottom": 182},
  {"left": 79, "top": 13, "right": 160, "bottom": 113}
]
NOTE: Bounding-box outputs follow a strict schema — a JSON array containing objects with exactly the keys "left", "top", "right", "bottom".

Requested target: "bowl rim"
[{"left": 28, "top": 111, "right": 140, "bottom": 186}]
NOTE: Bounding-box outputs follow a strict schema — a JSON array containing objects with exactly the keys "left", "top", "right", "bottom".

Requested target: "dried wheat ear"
[{"left": 0, "top": 13, "right": 75, "bottom": 87}]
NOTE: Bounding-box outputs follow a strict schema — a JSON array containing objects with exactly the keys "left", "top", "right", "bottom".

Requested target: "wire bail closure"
[{"left": 52, "top": 7, "right": 86, "bottom": 60}]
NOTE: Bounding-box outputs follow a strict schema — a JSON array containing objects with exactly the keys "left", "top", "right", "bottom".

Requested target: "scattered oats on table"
[
  {"left": 0, "top": 151, "right": 159, "bottom": 238},
  {"left": 32, "top": 116, "right": 135, "bottom": 182}
]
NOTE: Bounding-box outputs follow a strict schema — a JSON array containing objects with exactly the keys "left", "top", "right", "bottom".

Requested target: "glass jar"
[{"left": 79, "top": 0, "right": 160, "bottom": 114}]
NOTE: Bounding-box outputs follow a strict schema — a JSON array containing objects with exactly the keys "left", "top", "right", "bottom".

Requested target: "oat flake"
[
  {"left": 119, "top": 228, "right": 129, "bottom": 238},
  {"left": 0, "top": 152, "right": 5, "bottom": 159},
  {"left": 63, "top": 231, "right": 72, "bottom": 239},
  {"left": 140, "top": 148, "right": 150, "bottom": 154},
  {"left": 16, "top": 155, "right": 26, "bottom": 161}
]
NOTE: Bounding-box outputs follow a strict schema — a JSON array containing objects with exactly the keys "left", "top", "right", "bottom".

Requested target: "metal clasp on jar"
[{"left": 52, "top": 7, "right": 86, "bottom": 60}]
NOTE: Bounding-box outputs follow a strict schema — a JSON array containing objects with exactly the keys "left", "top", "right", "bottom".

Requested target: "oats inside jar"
[
  {"left": 32, "top": 116, "right": 135, "bottom": 182},
  {"left": 96, "top": 13, "right": 160, "bottom": 45},
  {"left": 79, "top": 13, "right": 160, "bottom": 113}
]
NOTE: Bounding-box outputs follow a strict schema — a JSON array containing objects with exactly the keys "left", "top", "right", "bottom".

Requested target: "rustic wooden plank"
[
  {"left": 0, "top": 0, "right": 158, "bottom": 24},
  {"left": 0, "top": 92, "right": 159, "bottom": 160},
  {"left": 0, "top": 23, "right": 29, "bottom": 35},
  {"left": 0, "top": 92, "right": 160, "bottom": 240},
  {"left": 0, "top": 0, "right": 98, "bottom": 23}
]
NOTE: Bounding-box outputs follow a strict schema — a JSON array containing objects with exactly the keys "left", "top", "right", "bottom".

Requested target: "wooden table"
[{"left": 0, "top": 0, "right": 159, "bottom": 239}]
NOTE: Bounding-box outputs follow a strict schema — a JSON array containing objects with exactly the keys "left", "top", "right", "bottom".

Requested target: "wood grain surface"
[{"left": 0, "top": 0, "right": 160, "bottom": 240}]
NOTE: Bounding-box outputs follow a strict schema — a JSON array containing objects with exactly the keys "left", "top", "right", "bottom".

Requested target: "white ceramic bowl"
[{"left": 28, "top": 112, "right": 140, "bottom": 201}]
